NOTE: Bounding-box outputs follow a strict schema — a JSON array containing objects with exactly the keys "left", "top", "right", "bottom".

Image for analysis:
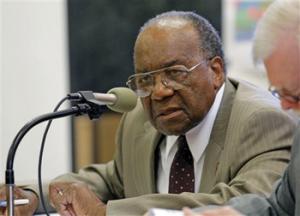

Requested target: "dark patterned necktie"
[{"left": 168, "top": 135, "right": 195, "bottom": 193}]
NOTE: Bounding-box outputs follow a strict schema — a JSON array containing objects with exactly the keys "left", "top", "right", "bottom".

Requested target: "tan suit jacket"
[
  {"left": 211, "top": 122, "right": 300, "bottom": 216},
  {"left": 48, "top": 78, "right": 296, "bottom": 215}
]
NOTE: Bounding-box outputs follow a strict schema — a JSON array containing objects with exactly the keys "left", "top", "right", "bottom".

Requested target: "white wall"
[{"left": 0, "top": 0, "right": 71, "bottom": 184}]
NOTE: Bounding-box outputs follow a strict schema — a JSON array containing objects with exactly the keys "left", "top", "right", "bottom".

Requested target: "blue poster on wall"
[{"left": 234, "top": 0, "right": 272, "bottom": 41}]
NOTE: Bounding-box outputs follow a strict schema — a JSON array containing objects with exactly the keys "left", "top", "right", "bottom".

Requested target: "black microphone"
[{"left": 68, "top": 87, "right": 138, "bottom": 113}]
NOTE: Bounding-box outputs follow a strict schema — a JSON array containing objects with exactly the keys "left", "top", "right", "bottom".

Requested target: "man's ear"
[{"left": 209, "top": 56, "right": 225, "bottom": 89}]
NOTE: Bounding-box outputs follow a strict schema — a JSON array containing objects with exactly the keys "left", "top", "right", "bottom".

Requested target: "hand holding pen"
[{"left": 0, "top": 186, "right": 38, "bottom": 216}]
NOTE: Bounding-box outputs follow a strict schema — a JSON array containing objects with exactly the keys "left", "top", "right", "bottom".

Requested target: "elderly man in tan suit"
[{"left": 0, "top": 11, "right": 296, "bottom": 216}]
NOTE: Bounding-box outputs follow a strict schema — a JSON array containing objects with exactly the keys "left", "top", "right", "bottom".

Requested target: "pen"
[{"left": 0, "top": 199, "right": 29, "bottom": 207}]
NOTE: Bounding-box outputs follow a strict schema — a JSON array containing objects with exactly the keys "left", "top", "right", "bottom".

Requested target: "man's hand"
[
  {"left": 49, "top": 181, "right": 106, "bottom": 216},
  {"left": 0, "top": 186, "right": 38, "bottom": 216},
  {"left": 183, "top": 206, "right": 244, "bottom": 216}
]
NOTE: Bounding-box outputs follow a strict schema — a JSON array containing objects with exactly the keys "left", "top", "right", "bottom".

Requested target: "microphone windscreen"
[{"left": 107, "top": 87, "right": 137, "bottom": 113}]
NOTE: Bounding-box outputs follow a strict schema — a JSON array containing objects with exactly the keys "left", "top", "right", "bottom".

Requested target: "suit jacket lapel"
[
  {"left": 133, "top": 121, "right": 162, "bottom": 194},
  {"left": 199, "top": 78, "right": 237, "bottom": 192}
]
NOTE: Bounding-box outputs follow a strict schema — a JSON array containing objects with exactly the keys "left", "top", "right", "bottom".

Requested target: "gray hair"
[
  {"left": 138, "top": 11, "right": 224, "bottom": 63},
  {"left": 253, "top": 0, "right": 300, "bottom": 63}
]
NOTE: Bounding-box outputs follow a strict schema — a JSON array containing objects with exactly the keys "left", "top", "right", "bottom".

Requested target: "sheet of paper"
[{"left": 148, "top": 208, "right": 183, "bottom": 216}]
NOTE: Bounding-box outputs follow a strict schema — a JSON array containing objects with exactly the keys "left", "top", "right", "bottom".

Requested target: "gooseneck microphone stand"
[{"left": 5, "top": 91, "right": 105, "bottom": 216}]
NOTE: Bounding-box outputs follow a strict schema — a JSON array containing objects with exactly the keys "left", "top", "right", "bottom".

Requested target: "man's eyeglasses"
[
  {"left": 269, "top": 85, "right": 300, "bottom": 103},
  {"left": 126, "top": 61, "right": 205, "bottom": 97}
]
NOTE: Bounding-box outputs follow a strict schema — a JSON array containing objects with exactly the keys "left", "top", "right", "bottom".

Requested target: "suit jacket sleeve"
[
  {"left": 25, "top": 115, "right": 128, "bottom": 213},
  {"left": 51, "top": 115, "right": 128, "bottom": 202},
  {"left": 226, "top": 174, "right": 291, "bottom": 216},
  {"left": 192, "top": 168, "right": 295, "bottom": 216},
  {"left": 228, "top": 124, "right": 300, "bottom": 216}
]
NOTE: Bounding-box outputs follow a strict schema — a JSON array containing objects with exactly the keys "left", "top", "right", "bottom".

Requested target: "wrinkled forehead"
[
  {"left": 134, "top": 19, "right": 201, "bottom": 72},
  {"left": 134, "top": 18, "right": 195, "bottom": 52},
  {"left": 265, "top": 32, "right": 300, "bottom": 89}
]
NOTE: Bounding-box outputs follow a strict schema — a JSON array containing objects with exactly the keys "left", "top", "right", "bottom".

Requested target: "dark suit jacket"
[{"left": 40, "top": 78, "right": 296, "bottom": 215}]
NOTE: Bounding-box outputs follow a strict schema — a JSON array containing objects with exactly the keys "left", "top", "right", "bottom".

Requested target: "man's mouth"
[{"left": 155, "top": 107, "right": 184, "bottom": 120}]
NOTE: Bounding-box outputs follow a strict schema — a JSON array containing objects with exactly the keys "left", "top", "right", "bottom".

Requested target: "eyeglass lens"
[{"left": 129, "top": 66, "right": 189, "bottom": 97}]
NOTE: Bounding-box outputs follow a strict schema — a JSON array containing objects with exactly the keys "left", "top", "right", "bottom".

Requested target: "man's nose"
[
  {"left": 281, "top": 98, "right": 300, "bottom": 110},
  {"left": 150, "top": 75, "right": 174, "bottom": 100}
]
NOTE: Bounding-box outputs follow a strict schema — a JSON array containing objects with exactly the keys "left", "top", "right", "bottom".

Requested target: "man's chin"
[{"left": 156, "top": 124, "right": 190, "bottom": 136}]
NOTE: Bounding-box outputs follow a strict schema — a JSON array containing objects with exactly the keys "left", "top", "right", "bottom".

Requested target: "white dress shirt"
[{"left": 157, "top": 84, "right": 225, "bottom": 193}]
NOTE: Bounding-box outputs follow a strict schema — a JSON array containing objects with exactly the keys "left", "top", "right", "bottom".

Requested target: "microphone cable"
[{"left": 38, "top": 96, "right": 69, "bottom": 216}]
